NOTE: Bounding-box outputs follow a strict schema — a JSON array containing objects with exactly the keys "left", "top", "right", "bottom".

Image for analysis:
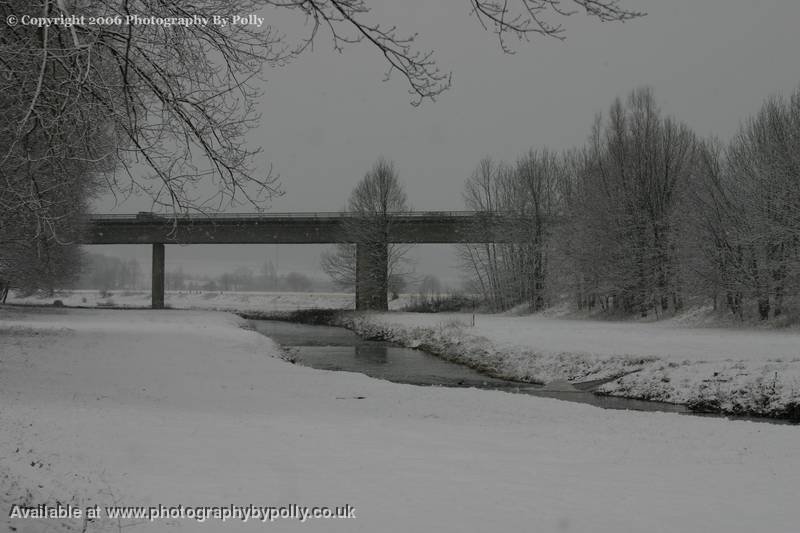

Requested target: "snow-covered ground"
[
  {"left": 8, "top": 290, "right": 800, "bottom": 416},
  {"left": 1, "top": 306, "right": 799, "bottom": 532},
  {"left": 335, "top": 312, "right": 800, "bottom": 418},
  {"left": 8, "top": 289, "right": 356, "bottom": 311},
  {"left": 7, "top": 289, "right": 411, "bottom": 312}
]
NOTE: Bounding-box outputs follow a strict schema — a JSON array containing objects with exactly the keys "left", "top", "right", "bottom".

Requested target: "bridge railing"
[{"left": 88, "top": 211, "right": 490, "bottom": 222}]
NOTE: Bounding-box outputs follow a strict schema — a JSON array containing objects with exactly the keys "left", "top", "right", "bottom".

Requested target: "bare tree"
[
  {"left": 320, "top": 243, "right": 358, "bottom": 290},
  {"left": 684, "top": 138, "right": 749, "bottom": 316},
  {"left": 1, "top": 0, "right": 643, "bottom": 294},
  {"left": 567, "top": 88, "right": 699, "bottom": 317},
  {"left": 260, "top": 260, "right": 279, "bottom": 290},
  {"left": 458, "top": 151, "right": 563, "bottom": 311},
  {"left": 457, "top": 85, "right": 798, "bottom": 320},
  {"left": 705, "top": 88, "right": 800, "bottom": 319},
  {"left": 0, "top": 234, "right": 85, "bottom": 296},
  {"left": 418, "top": 274, "right": 443, "bottom": 298},
  {"left": 286, "top": 271, "right": 313, "bottom": 292},
  {"left": 0, "top": 0, "right": 645, "bottom": 213},
  {"left": 1, "top": 0, "right": 288, "bottom": 217},
  {"left": 469, "top": 0, "right": 643, "bottom": 53},
  {"left": 276, "top": 0, "right": 643, "bottom": 103},
  {"left": 507, "top": 149, "right": 564, "bottom": 309},
  {"left": 321, "top": 158, "right": 412, "bottom": 309},
  {"left": 0, "top": 117, "right": 102, "bottom": 294},
  {"left": 554, "top": 145, "right": 619, "bottom": 310},
  {"left": 457, "top": 157, "right": 505, "bottom": 309}
]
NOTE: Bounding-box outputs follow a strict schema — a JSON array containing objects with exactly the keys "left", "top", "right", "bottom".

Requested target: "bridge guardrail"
[{"left": 88, "top": 211, "right": 498, "bottom": 221}]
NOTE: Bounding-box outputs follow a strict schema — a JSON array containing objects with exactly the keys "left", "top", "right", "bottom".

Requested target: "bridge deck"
[{"left": 84, "top": 212, "right": 515, "bottom": 244}]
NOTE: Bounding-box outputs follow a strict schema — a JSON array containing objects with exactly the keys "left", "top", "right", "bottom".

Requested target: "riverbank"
[
  {"left": 2, "top": 306, "right": 800, "bottom": 532},
  {"left": 243, "top": 309, "right": 800, "bottom": 421},
  {"left": 342, "top": 312, "right": 800, "bottom": 420},
  {"left": 6, "top": 289, "right": 411, "bottom": 312},
  {"left": 8, "top": 295, "right": 800, "bottom": 420}
]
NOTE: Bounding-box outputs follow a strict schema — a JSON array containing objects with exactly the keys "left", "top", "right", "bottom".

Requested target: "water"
[{"left": 249, "top": 319, "right": 691, "bottom": 415}]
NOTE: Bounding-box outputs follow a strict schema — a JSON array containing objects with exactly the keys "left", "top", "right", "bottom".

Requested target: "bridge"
[{"left": 84, "top": 211, "right": 517, "bottom": 310}]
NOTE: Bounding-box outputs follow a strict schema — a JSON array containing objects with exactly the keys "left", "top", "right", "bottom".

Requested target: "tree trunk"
[{"left": 758, "top": 296, "right": 770, "bottom": 321}]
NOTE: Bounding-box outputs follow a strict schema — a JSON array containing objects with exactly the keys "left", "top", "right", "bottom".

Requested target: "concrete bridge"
[{"left": 84, "top": 211, "right": 518, "bottom": 310}]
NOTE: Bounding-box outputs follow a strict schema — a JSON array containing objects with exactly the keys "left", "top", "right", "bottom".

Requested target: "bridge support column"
[
  {"left": 355, "top": 242, "right": 388, "bottom": 311},
  {"left": 151, "top": 243, "right": 165, "bottom": 309}
]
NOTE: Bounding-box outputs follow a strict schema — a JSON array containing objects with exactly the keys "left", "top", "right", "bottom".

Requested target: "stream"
[{"left": 249, "top": 319, "right": 692, "bottom": 414}]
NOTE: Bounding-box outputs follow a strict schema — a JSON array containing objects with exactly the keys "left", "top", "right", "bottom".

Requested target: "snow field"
[
  {"left": 1, "top": 307, "right": 799, "bottom": 532},
  {"left": 334, "top": 312, "right": 800, "bottom": 418}
]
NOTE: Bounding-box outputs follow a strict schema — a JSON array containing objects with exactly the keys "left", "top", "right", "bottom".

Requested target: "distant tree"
[
  {"left": 418, "top": 275, "right": 443, "bottom": 300},
  {"left": 285, "top": 272, "right": 313, "bottom": 292},
  {"left": 232, "top": 266, "right": 254, "bottom": 291},
  {"left": 166, "top": 266, "right": 188, "bottom": 291},
  {"left": 320, "top": 158, "right": 413, "bottom": 309},
  {"left": 388, "top": 273, "right": 408, "bottom": 299},
  {"left": 218, "top": 273, "right": 234, "bottom": 292},
  {"left": 126, "top": 259, "right": 142, "bottom": 289},
  {"left": 260, "top": 260, "right": 279, "bottom": 291}
]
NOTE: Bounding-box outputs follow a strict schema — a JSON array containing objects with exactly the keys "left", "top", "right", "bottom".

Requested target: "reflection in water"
[{"left": 354, "top": 344, "right": 388, "bottom": 364}]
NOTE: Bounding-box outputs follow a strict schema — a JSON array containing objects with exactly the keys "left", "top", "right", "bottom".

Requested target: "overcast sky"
[{"left": 94, "top": 0, "right": 800, "bottom": 286}]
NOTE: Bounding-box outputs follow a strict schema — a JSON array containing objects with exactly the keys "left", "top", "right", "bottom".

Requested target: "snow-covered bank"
[
  {"left": 7, "top": 289, "right": 411, "bottom": 312},
  {"left": 2, "top": 307, "right": 800, "bottom": 532},
  {"left": 331, "top": 312, "right": 800, "bottom": 419}
]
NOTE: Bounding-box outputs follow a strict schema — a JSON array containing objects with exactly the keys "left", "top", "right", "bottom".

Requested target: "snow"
[
  {"left": 2, "top": 306, "right": 800, "bottom": 532},
  {"left": 8, "top": 290, "right": 800, "bottom": 415},
  {"left": 356, "top": 312, "right": 800, "bottom": 363},
  {"left": 334, "top": 312, "right": 800, "bottom": 417},
  {"left": 7, "top": 289, "right": 412, "bottom": 312}
]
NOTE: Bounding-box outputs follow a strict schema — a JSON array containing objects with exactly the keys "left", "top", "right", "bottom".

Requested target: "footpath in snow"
[
  {"left": 332, "top": 312, "right": 800, "bottom": 419},
  {"left": 1, "top": 306, "right": 799, "bottom": 532}
]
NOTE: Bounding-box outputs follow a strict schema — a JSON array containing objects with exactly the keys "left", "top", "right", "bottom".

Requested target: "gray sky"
[{"left": 93, "top": 0, "right": 800, "bottom": 286}]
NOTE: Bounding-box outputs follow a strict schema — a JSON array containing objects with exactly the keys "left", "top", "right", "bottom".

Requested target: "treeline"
[
  {"left": 71, "top": 255, "right": 329, "bottom": 293},
  {"left": 460, "top": 86, "right": 800, "bottom": 320},
  {"left": 72, "top": 254, "right": 142, "bottom": 291},
  {"left": 176, "top": 263, "right": 324, "bottom": 293}
]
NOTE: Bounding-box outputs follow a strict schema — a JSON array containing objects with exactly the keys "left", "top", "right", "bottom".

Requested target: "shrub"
[{"left": 403, "top": 294, "right": 477, "bottom": 313}]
